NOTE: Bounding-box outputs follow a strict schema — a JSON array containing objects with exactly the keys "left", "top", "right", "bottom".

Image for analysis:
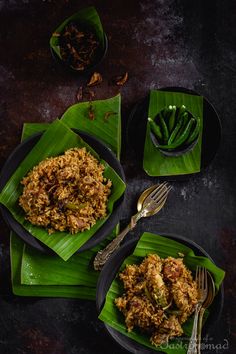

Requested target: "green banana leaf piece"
[
  {"left": 0, "top": 119, "right": 126, "bottom": 261},
  {"left": 22, "top": 123, "right": 50, "bottom": 139},
  {"left": 11, "top": 233, "right": 96, "bottom": 300},
  {"left": 21, "top": 244, "right": 97, "bottom": 286},
  {"left": 61, "top": 94, "right": 121, "bottom": 159},
  {"left": 99, "top": 232, "right": 225, "bottom": 354},
  {"left": 22, "top": 94, "right": 121, "bottom": 156},
  {"left": 20, "top": 228, "right": 116, "bottom": 286},
  {"left": 50, "top": 6, "right": 105, "bottom": 60},
  {"left": 143, "top": 90, "right": 203, "bottom": 176}
]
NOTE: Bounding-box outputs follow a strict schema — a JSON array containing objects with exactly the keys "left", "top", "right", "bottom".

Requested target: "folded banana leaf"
[
  {"left": 22, "top": 123, "right": 50, "bottom": 139},
  {"left": 21, "top": 244, "right": 97, "bottom": 286},
  {"left": 143, "top": 90, "right": 203, "bottom": 176},
  {"left": 11, "top": 233, "right": 96, "bottom": 300},
  {"left": 61, "top": 94, "right": 121, "bottom": 159},
  {"left": 0, "top": 119, "right": 125, "bottom": 261},
  {"left": 50, "top": 6, "right": 105, "bottom": 60},
  {"left": 99, "top": 232, "right": 225, "bottom": 354},
  {"left": 21, "top": 228, "right": 116, "bottom": 286},
  {"left": 22, "top": 94, "right": 121, "bottom": 157}
]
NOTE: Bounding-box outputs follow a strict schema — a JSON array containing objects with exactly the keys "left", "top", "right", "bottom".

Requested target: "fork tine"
[
  {"left": 149, "top": 182, "right": 168, "bottom": 199},
  {"left": 204, "top": 267, "right": 208, "bottom": 291},
  {"left": 152, "top": 185, "right": 172, "bottom": 203},
  {"left": 198, "top": 266, "right": 207, "bottom": 290},
  {"left": 196, "top": 265, "right": 200, "bottom": 285},
  {"left": 200, "top": 267, "right": 204, "bottom": 290},
  {"left": 151, "top": 182, "right": 168, "bottom": 199},
  {"left": 150, "top": 188, "right": 170, "bottom": 208},
  {"left": 151, "top": 183, "right": 170, "bottom": 201}
]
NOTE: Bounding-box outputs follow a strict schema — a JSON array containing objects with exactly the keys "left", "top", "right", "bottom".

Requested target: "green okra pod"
[
  {"left": 159, "top": 112, "right": 169, "bottom": 144},
  {"left": 168, "top": 112, "right": 185, "bottom": 145},
  {"left": 185, "top": 116, "right": 201, "bottom": 144},
  {"left": 168, "top": 105, "right": 176, "bottom": 133},
  {"left": 176, "top": 104, "right": 186, "bottom": 121},
  {"left": 158, "top": 118, "right": 195, "bottom": 150},
  {"left": 148, "top": 117, "right": 163, "bottom": 141},
  {"left": 172, "top": 112, "right": 189, "bottom": 143}
]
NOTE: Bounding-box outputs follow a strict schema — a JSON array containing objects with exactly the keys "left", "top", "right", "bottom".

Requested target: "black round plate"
[
  {"left": 0, "top": 130, "right": 125, "bottom": 254},
  {"left": 127, "top": 87, "right": 221, "bottom": 179},
  {"left": 96, "top": 233, "right": 224, "bottom": 354}
]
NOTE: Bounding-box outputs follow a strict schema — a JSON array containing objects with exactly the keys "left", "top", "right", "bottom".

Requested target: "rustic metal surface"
[{"left": 0, "top": 0, "right": 235, "bottom": 353}]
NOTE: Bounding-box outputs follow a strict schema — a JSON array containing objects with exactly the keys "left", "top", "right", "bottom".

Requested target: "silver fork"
[
  {"left": 93, "top": 182, "right": 172, "bottom": 270},
  {"left": 187, "top": 266, "right": 208, "bottom": 354}
]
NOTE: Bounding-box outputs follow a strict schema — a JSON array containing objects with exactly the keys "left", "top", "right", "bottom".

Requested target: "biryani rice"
[
  {"left": 115, "top": 254, "right": 198, "bottom": 347},
  {"left": 19, "top": 147, "right": 112, "bottom": 234}
]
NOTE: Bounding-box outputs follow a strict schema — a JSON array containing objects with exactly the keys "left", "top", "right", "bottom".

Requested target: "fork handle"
[
  {"left": 187, "top": 304, "right": 202, "bottom": 354},
  {"left": 197, "top": 307, "right": 206, "bottom": 354},
  {"left": 93, "top": 211, "right": 141, "bottom": 271}
]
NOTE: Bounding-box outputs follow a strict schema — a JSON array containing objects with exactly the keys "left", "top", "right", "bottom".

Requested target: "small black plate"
[
  {"left": 127, "top": 87, "right": 221, "bottom": 179},
  {"left": 96, "top": 233, "right": 224, "bottom": 354},
  {"left": 0, "top": 130, "right": 125, "bottom": 254},
  {"left": 50, "top": 33, "right": 108, "bottom": 76}
]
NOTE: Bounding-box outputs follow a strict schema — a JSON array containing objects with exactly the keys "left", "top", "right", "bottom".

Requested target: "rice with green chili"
[
  {"left": 115, "top": 254, "right": 198, "bottom": 347},
  {"left": 19, "top": 147, "right": 112, "bottom": 234}
]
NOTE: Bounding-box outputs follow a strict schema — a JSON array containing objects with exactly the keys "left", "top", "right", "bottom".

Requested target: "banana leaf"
[
  {"left": 0, "top": 119, "right": 126, "bottom": 261},
  {"left": 10, "top": 94, "right": 122, "bottom": 298},
  {"left": 21, "top": 95, "right": 121, "bottom": 156},
  {"left": 20, "top": 228, "right": 116, "bottom": 286},
  {"left": 50, "top": 6, "right": 105, "bottom": 60},
  {"left": 99, "top": 232, "right": 225, "bottom": 354},
  {"left": 11, "top": 233, "right": 96, "bottom": 300},
  {"left": 22, "top": 123, "right": 50, "bottom": 140},
  {"left": 61, "top": 94, "right": 121, "bottom": 159},
  {"left": 21, "top": 244, "right": 97, "bottom": 286},
  {"left": 143, "top": 90, "right": 203, "bottom": 176}
]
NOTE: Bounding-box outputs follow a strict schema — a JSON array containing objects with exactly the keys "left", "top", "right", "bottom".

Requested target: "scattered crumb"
[
  {"left": 103, "top": 111, "right": 117, "bottom": 123},
  {"left": 76, "top": 86, "right": 83, "bottom": 101},
  {"left": 87, "top": 72, "right": 103, "bottom": 87},
  {"left": 114, "top": 72, "right": 128, "bottom": 86}
]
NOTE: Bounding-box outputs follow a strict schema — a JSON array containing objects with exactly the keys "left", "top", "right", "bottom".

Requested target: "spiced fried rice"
[
  {"left": 115, "top": 254, "right": 198, "bottom": 347},
  {"left": 19, "top": 147, "right": 112, "bottom": 234}
]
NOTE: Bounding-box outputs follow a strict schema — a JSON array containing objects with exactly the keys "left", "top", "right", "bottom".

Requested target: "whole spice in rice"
[
  {"left": 19, "top": 147, "right": 112, "bottom": 234},
  {"left": 60, "top": 22, "right": 100, "bottom": 71}
]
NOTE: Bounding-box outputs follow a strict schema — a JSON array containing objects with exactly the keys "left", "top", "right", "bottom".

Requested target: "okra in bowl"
[{"left": 149, "top": 105, "right": 201, "bottom": 156}]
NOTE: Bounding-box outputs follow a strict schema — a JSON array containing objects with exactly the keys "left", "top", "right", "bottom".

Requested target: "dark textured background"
[{"left": 0, "top": 0, "right": 235, "bottom": 353}]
